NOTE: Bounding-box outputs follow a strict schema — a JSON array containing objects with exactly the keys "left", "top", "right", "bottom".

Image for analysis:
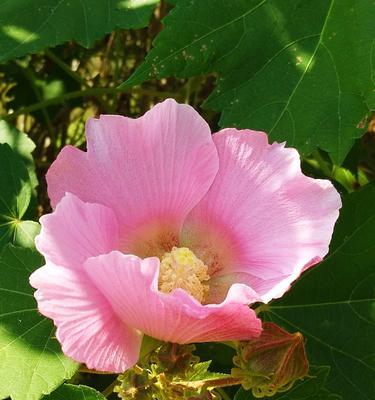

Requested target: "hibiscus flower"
[{"left": 30, "top": 99, "right": 341, "bottom": 372}]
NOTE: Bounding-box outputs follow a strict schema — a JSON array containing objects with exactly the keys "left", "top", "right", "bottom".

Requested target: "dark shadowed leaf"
[{"left": 265, "top": 184, "right": 375, "bottom": 400}]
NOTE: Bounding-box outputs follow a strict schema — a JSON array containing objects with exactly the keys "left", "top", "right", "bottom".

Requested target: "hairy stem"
[{"left": 175, "top": 376, "right": 243, "bottom": 390}]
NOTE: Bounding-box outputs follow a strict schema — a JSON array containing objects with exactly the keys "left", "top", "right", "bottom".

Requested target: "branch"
[{"left": 0, "top": 87, "right": 181, "bottom": 121}]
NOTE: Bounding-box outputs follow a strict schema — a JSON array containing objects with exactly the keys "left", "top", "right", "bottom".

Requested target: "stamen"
[{"left": 158, "top": 247, "right": 210, "bottom": 303}]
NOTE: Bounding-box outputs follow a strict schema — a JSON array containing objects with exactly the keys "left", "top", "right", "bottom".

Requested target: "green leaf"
[
  {"left": 185, "top": 361, "right": 229, "bottom": 382},
  {"left": 234, "top": 366, "right": 340, "bottom": 400},
  {"left": 0, "top": 120, "right": 38, "bottom": 190},
  {"left": 0, "top": 245, "right": 78, "bottom": 400},
  {"left": 264, "top": 184, "right": 375, "bottom": 400},
  {"left": 0, "top": 121, "right": 35, "bottom": 173},
  {"left": 0, "top": 0, "right": 159, "bottom": 63},
  {"left": 43, "top": 384, "right": 106, "bottom": 400},
  {"left": 124, "top": 0, "right": 374, "bottom": 163},
  {"left": 13, "top": 220, "right": 41, "bottom": 247},
  {"left": 0, "top": 144, "right": 39, "bottom": 250}
]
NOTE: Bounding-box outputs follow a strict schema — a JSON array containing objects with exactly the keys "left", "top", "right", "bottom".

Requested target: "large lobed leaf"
[
  {"left": 0, "top": 0, "right": 159, "bottom": 63},
  {"left": 265, "top": 184, "right": 375, "bottom": 400},
  {"left": 0, "top": 144, "right": 39, "bottom": 250},
  {"left": 0, "top": 245, "right": 78, "bottom": 400},
  {"left": 124, "top": 0, "right": 375, "bottom": 163}
]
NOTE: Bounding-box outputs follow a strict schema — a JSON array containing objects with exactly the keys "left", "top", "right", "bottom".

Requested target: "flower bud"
[{"left": 232, "top": 322, "right": 309, "bottom": 397}]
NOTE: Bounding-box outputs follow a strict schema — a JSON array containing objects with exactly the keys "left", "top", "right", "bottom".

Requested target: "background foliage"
[{"left": 0, "top": 1, "right": 374, "bottom": 399}]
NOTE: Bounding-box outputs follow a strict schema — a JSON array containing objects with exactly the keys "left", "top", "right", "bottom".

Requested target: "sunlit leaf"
[
  {"left": 0, "top": 144, "right": 39, "bottom": 250},
  {"left": 0, "top": 0, "right": 159, "bottom": 62},
  {"left": 43, "top": 384, "right": 106, "bottom": 400},
  {"left": 0, "top": 122, "right": 38, "bottom": 225},
  {"left": 0, "top": 121, "right": 36, "bottom": 186},
  {"left": 124, "top": 0, "right": 374, "bottom": 163},
  {"left": 0, "top": 245, "right": 78, "bottom": 400}
]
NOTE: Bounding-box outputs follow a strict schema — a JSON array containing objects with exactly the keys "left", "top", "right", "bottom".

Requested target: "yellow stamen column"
[{"left": 158, "top": 247, "right": 210, "bottom": 303}]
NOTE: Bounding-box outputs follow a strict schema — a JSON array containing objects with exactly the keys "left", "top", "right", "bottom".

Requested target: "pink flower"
[{"left": 30, "top": 99, "right": 341, "bottom": 372}]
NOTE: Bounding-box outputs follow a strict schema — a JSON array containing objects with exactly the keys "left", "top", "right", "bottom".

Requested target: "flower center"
[{"left": 158, "top": 247, "right": 210, "bottom": 303}]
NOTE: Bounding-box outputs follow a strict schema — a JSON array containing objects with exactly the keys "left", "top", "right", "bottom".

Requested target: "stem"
[
  {"left": 45, "top": 49, "right": 89, "bottom": 88},
  {"left": 113, "top": 30, "right": 123, "bottom": 85},
  {"left": 220, "top": 341, "right": 237, "bottom": 350},
  {"left": 16, "top": 61, "right": 54, "bottom": 137},
  {"left": 47, "top": 48, "right": 112, "bottom": 112},
  {"left": 184, "top": 78, "right": 192, "bottom": 104},
  {"left": 0, "top": 87, "right": 181, "bottom": 121},
  {"left": 102, "top": 379, "right": 118, "bottom": 397},
  {"left": 175, "top": 377, "right": 243, "bottom": 390},
  {"left": 108, "top": 31, "right": 123, "bottom": 113},
  {"left": 254, "top": 303, "right": 270, "bottom": 315},
  {"left": 312, "top": 149, "right": 332, "bottom": 177},
  {"left": 215, "top": 387, "right": 232, "bottom": 400},
  {"left": 79, "top": 365, "right": 114, "bottom": 375}
]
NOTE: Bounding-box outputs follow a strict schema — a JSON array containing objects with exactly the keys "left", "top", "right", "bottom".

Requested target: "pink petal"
[
  {"left": 30, "top": 263, "right": 142, "bottom": 372},
  {"left": 207, "top": 272, "right": 301, "bottom": 304},
  {"left": 44, "top": 145, "right": 98, "bottom": 210},
  {"left": 182, "top": 129, "right": 341, "bottom": 302},
  {"left": 47, "top": 99, "right": 219, "bottom": 256},
  {"left": 35, "top": 193, "right": 119, "bottom": 270},
  {"left": 84, "top": 251, "right": 262, "bottom": 344}
]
